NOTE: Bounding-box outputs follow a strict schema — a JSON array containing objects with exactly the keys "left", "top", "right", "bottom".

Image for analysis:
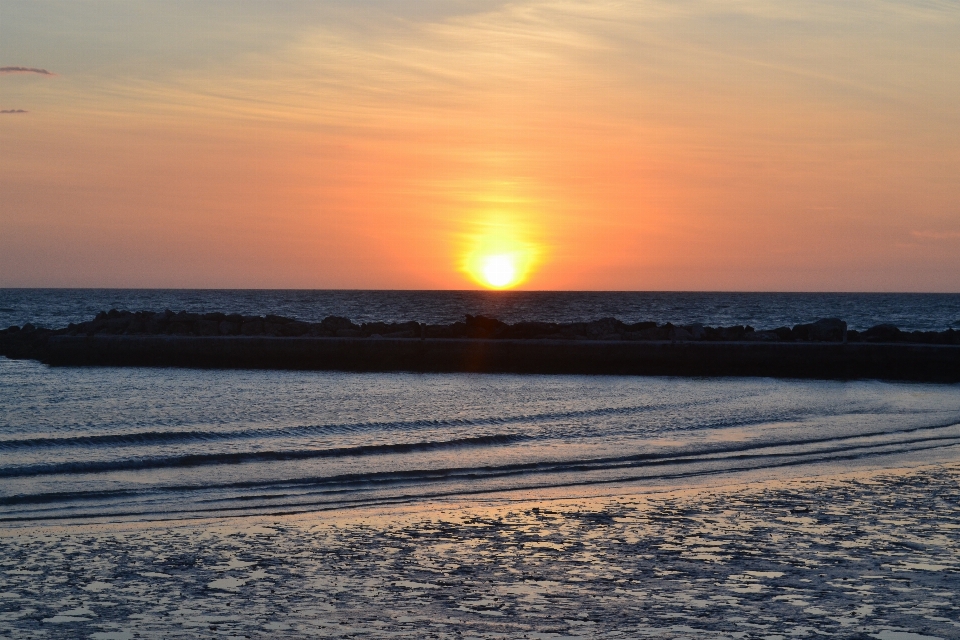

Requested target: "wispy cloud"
[
  {"left": 911, "top": 230, "right": 960, "bottom": 240},
  {"left": 0, "top": 67, "right": 55, "bottom": 75},
  {"left": 1, "top": 109, "right": 28, "bottom": 114}
]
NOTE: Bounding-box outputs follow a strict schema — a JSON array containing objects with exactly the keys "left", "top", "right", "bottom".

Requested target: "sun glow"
[
  {"left": 462, "top": 218, "right": 539, "bottom": 289},
  {"left": 481, "top": 254, "right": 518, "bottom": 288}
]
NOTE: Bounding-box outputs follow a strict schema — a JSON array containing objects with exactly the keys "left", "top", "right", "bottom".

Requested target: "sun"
[
  {"left": 481, "top": 254, "right": 517, "bottom": 288},
  {"left": 460, "top": 212, "right": 540, "bottom": 289},
  {"left": 464, "top": 243, "right": 537, "bottom": 290}
]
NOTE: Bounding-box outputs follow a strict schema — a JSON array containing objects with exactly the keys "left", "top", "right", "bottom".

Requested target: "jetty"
[{"left": 2, "top": 310, "right": 959, "bottom": 382}]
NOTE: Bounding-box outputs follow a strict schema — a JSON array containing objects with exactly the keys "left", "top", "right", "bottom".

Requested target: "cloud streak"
[
  {"left": 911, "top": 230, "right": 960, "bottom": 241},
  {"left": 1, "top": 109, "right": 28, "bottom": 114},
  {"left": 0, "top": 67, "right": 54, "bottom": 75}
]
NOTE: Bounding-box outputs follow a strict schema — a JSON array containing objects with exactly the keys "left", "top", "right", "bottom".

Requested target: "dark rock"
[
  {"left": 863, "top": 324, "right": 901, "bottom": 343},
  {"left": 585, "top": 318, "right": 625, "bottom": 339},
  {"left": 464, "top": 315, "right": 507, "bottom": 339},
  {"left": 145, "top": 317, "right": 165, "bottom": 334},
  {"left": 684, "top": 323, "right": 705, "bottom": 340},
  {"left": 264, "top": 322, "right": 285, "bottom": 337},
  {"left": 383, "top": 329, "right": 416, "bottom": 338},
  {"left": 219, "top": 321, "right": 241, "bottom": 336},
  {"left": 361, "top": 322, "right": 392, "bottom": 336},
  {"left": 265, "top": 314, "right": 292, "bottom": 325},
  {"left": 167, "top": 322, "right": 194, "bottom": 335},
  {"left": 195, "top": 320, "right": 220, "bottom": 336},
  {"left": 424, "top": 324, "right": 456, "bottom": 339},
  {"left": 773, "top": 327, "right": 792, "bottom": 341},
  {"left": 905, "top": 330, "right": 939, "bottom": 344},
  {"left": 125, "top": 318, "right": 147, "bottom": 334},
  {"left": 718, "top": 326, "right": 748, "bottom": 341},
  {"left": 240, "top": 320, "right": 264, "bottom": 336},
  {"left": 282, "top": 321, "right": 311, "bottom": 337},
  {"left": 793, "top": 318, "right": 846, "bottom": 342},
  {"left": 790, "top": 324, "right": 810, "bottom": 341},
  {"left": 810, "top": 318, "right": 846, "bottom": 342},
  {"left": 502, "top": 321, "right": 556, "bottom": 339},
  {"left": 639, "top": 326, "right": 667, "bottom": 340},
  {"left": 395, "top": 321, "right": 421, "bottom": 334},
  {"left": 321, "top": 316, "right": 357, "bottom": 332},
  {"left": 173, "top": 311, "right": 199, "bottom": 324},
  {"left": 560, "top": 322, "right": 588, "bottom": 338},
  {"left": 370, "top": 321, "right": 421, "bottom": 338},
  {"left": 745, "top": 330, "right": 780, "bottom": 342}
]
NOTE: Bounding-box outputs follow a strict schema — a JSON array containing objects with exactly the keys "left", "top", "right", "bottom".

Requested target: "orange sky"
[{"left": 2, "top": 1, "right": 959, "bottom": 290}]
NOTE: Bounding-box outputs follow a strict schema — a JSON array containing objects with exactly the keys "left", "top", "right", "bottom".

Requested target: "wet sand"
[{"left": 2, "top": 464, "right": 959, "bottom": 639}]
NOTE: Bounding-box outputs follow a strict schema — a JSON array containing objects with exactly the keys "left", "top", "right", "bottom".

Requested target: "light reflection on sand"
[{"left": 1, "top": 463, "right": 958, "bottom": 638}]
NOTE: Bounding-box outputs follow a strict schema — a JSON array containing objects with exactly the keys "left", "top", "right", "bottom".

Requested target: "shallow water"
[{"left": 2, "top": 357, "right": 959, "bottom": 525}]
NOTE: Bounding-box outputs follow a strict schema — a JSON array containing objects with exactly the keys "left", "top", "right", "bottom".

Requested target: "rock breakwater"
[
  {"left": 7, "top": 308, "right": 960, "bottom": 343},
  {"left": 2, "top": 310, "right": 959, "bottom": 380}
]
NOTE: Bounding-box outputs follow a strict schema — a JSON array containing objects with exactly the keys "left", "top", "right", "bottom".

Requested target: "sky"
[{"left": 1, "top": 1, "right": 959, "bottom": 291}]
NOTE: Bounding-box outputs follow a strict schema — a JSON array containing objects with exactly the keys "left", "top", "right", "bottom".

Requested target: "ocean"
[
  {"left": 3, "top": 288, "right": 960, "bottom": 332},
  {"left": 2, "top": 360, "right": 960, "bottom": 525},
  {"left": 1, "top": 289, "right": 959, "bottom": 525}
]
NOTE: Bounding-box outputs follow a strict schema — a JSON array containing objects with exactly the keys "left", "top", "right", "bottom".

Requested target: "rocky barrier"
[{"left": 2, "top": 310, "right": 959, "bottom": 381}]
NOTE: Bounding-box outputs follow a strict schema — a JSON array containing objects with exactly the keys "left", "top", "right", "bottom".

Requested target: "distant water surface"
[{"left": 2, "top": 289, "right": 960, "bottom": 331}]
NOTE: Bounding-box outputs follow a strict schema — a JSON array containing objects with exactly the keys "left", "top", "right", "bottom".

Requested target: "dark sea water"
[
  {"left": 1, "top": 289, "right": 960, "bottom": 526},
  {"left": 2, "top": 288, "right": 960, "bottom": 331}
]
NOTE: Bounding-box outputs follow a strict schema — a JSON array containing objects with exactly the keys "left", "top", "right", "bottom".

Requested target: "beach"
[{"left": 2, "top": 461, "right": 958, "bottom": 639}]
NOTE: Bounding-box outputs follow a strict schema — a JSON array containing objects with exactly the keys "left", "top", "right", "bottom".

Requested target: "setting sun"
[
  {"left": 461, "top": 215, "right": 540, "bottom": 289},
  {"left": 481, "top": 254, "right": 517, "bottom": 288}
]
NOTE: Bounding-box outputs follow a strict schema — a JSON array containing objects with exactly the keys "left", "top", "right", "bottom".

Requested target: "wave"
[
  {"left": 4, "top": 429, "right": 960, "bottom": 523},
  {"left": 0, "top": 432, "right": 529, "bottom": 479},
  {"left": 0, "top": 400, "right": 906, "bottom": 451},
  {"left": 3, "top": 420, "right": 958, "bottom": 488},
  {"left": 0, "top": 403, "right": 686, "bottom": 449}
]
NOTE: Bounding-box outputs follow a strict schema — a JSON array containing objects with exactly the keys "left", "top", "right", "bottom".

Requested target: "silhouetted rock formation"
[
  {"left": 2, "top": 310, "right": 959, "bottom": 381},
  {"left": 6, "top": 309, "right": 958, "bottom": 344}
]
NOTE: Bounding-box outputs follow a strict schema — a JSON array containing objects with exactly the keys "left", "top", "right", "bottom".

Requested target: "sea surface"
[
  {"left": 1, "top": 290, "right": 959, "bottom": 527},
  {"left": 3, "top": 288, "right": 960, "bottom": 331},
  {"left": 2, "top": 357, "right": 960, "bottom": 525}
]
